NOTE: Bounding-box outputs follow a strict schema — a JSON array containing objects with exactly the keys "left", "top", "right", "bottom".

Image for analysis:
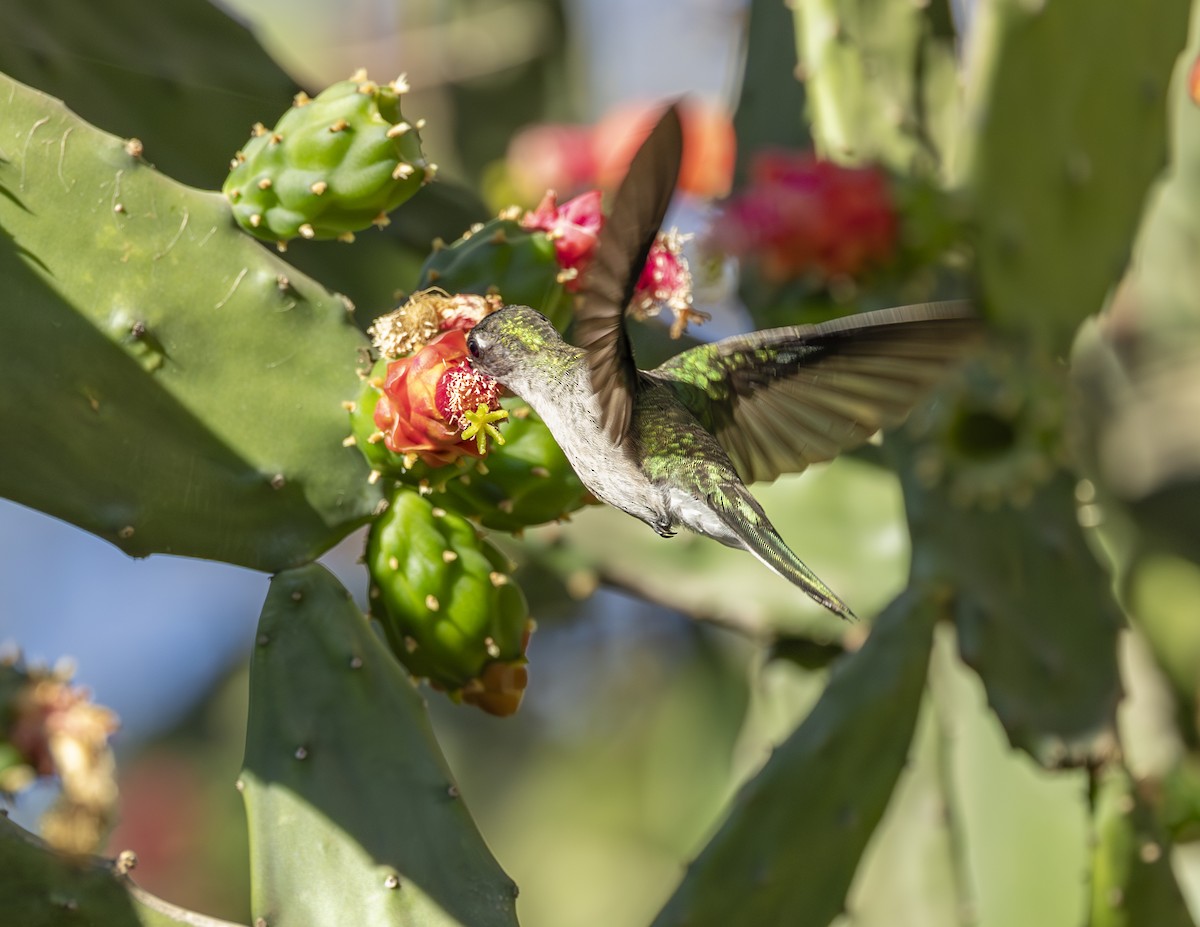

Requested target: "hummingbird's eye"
[{"left": 466, "top": 332, "right": 480, "bottom": 358}]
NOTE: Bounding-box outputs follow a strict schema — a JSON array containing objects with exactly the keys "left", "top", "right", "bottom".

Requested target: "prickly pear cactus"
[
  {"left": 366, "top": 487, "right": 533, "bottom": 716},
  {"left": 223, "top": 72, "right": 430, "bottom": 245}
]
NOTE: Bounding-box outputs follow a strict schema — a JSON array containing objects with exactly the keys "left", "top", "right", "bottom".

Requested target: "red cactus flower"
[
  {"left": 631, "top": 229, "right": 706, "bottom": 338},
  {"left": 374, "top": 330, "right": 505, "bottom": 467},
  {"left": 521, "top": 189, "right": 604, "bottom": 289},
  {"left": 711, "top": 151, "right": 898, "bottom": 282}
]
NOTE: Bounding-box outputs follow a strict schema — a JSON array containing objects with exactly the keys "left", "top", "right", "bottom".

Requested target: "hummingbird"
[{"left": 466, "top": 104, "right": 979, "bottom": 620}]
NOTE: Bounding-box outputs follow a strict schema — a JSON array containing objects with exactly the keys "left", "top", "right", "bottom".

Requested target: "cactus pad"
[{"left": 241, "top": 564, "right": 520, "bottom": 926}]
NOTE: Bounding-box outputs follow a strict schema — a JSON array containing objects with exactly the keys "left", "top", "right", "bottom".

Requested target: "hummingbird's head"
[{"left": 466, "top": 305, "right": 572, "bottom": 390}]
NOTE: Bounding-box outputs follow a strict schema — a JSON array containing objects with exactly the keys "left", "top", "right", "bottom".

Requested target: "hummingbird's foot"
[
  {"left": 460, "top": 403, "right": 508, "bottom": 454},
  {"left": 653, "top": 520, "right": 676, "bottom": 539}
]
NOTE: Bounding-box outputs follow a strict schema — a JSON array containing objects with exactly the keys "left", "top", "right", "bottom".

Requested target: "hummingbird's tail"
[{"left": 710, "top": 484, "right": 858, "bottom": 621}]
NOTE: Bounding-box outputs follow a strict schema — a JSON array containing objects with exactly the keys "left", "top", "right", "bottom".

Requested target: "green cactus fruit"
[
  {"left": 350, "top": 359, "right": 592, "bottom": 530},
  {"left": 435, "top": 406, "right": 594, "bottom": 531},
  {"left": 416, "top": 218, "right": 570, "bottom": 330},
  {"left": 367, "top": 487, "right": 533, "bottom": 716},
  {"left": 223, "top": 73, "right": 429, "bottom": 244}
]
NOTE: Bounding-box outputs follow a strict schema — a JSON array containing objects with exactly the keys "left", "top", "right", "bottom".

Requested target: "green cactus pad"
[
  {"left": 416, "top": 218, "right": 570, "bottom": 329},
  {"left": 791, "top": 0, "right": 961, "bottom": 177},
  {"left": 0, "top": 72, "right": 381, "bottom": 570},
  {"left": 223, "top": 75, "right": 428, "bottom": 244},
  {"left": 241, "top": 564, "right": 520, "bottom": 927},
  {"left": 367, "top": 487, "right": 532, "bottom": 715},
  {"left": 961, "top": 0, "right": 1190, "bottom": 352},
  {"left": 1089, "top": 764, "right": 1193, "bottom": 927},
  {"left": 902, "top": 455, "right": 1122, "bottom": 766},
  {"left": 0, "top": 813, "right": 242, "bottom": 927},
  {"left": 652, "top": 589, "right": 937, "bottom": 927}
]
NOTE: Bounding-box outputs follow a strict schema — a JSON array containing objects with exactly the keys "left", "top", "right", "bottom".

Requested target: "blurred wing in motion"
[
  {"left": 574, "top": 104, "right": 683, "bottom": 444},
  {"left": 652, "top": 301, "right": 983, "bottom": 483}
]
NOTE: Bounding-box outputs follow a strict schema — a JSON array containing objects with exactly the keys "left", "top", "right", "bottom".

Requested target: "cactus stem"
[
  {"left": 310, "top": 180, "right": 328, "bottom": 195},
  {"left": 298, "top": 223, "right": 316, "bottom": 239},
  {"left": 442, "top": 550, "right": 458, "bottom": 563},
  {"left": 425, "top": 594, "right": 440, "bottom": 611},
  {"left": 386, "top": 122, "right": 411, "bottom": 138},
  {"left": 342, "top": 435, "right": 357, "bottom": 447}
]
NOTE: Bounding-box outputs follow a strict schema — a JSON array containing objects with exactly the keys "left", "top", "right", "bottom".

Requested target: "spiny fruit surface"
[
  {"left": 350, "top": 368, "right": 591, "bottom": 531},
  {"left": 223, "top": 74, "right": 429, "bottom": 243},
  {"left": 366, "top": 487, "right": 532, "bottom": 716},
  {"left": 417, "top": 218, "right": 570, "bottom": 329}
]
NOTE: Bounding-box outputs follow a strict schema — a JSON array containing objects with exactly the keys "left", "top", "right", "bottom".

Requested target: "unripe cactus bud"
[
  {"left": 416, "top": 218, "right": 570, "bottom": 330},
  {"left": 223, "top": 73, "right": 429, "bottom": 244},
  {"left": 367, "top": 487, "right": 533, "bottom": 716},
  {"left": 437, "top": 408, "right": 595, "bottom": 531}
]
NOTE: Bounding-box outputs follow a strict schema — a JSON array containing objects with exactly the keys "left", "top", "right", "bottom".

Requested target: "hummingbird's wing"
[
  {"left": 650, "top": 301, "right": 982, "bottom": 484},
  {"left": 573, "top": 104, "right": 683, "bottom": 444}
]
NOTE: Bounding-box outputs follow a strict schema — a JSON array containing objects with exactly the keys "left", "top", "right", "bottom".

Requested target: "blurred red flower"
[{"left": 711, "top": 152, "right": 898, "bottom": 281}]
